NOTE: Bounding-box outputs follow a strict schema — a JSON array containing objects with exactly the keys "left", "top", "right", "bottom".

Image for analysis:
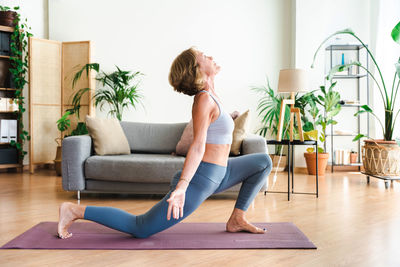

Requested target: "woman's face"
[{"left": 195, "top": 50, "right": 220, "bottom": 77}]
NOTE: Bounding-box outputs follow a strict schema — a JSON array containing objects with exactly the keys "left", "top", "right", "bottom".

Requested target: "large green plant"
[
  {"left": 71, "top": 63, "right": 144, "bottom": 121},
  {"left": 311, "top": 21, "right": 400, "bottom": 142},
  {"left": 0, "top": 5, "right": 33, "bottom": 161}
]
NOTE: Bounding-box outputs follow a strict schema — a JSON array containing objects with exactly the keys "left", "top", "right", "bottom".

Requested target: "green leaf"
[
  {"left": 361, "top": 105, "right": 373, "bottom": 112},
  {"left": 303, "top": 121, "right": 314, "bottom": 132},
  {"left": 326, "top": 61, "right": 361, "bottom": 81},
  {"left": 304, "top": 130, "right": 318, "bottom": 141},
  {"left": 354, "top": 110, "right": 366, "bottom": 116},
  {"left": 320, "top": 85, "right": 326, "bottom": 95},
  {"left": 391, "top": 21, "right": 400, "bottom": 45},
  {"left": 352, "top": 134, "right": 366, "bottom": 141},
  {"left": 318, "top": 147, "right": 324, "bottom": 153}
]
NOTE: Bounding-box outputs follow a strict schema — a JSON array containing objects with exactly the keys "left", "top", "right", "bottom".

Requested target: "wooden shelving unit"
[{"left": 0, "top": 25, "right": 23, "bottom": 171}]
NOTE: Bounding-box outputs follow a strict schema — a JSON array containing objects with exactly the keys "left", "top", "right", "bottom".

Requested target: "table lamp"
[{"left": 276, "top": 69, "right": 308, "bottom": 142}]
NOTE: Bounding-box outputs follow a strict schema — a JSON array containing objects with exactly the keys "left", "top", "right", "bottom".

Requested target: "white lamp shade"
[{"left": 278, "top": 69, "right": 308, "bottom": 93}]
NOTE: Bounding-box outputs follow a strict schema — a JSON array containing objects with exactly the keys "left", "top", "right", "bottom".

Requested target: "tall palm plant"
[
  {"left": 251, "top": 78, "right": 290, "bottom": 142},
  {"left": 71, "top": 63, "right": 144, "bottom": 121}
]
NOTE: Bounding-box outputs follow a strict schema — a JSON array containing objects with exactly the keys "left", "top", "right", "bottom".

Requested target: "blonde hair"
[{"left": 168, "top": 47, "right": 204, "bottom": 96}]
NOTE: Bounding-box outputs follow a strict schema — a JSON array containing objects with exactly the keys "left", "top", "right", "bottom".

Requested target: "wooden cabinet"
[{"left": 29, "top": 38, "right": 95, "bottom": 173}]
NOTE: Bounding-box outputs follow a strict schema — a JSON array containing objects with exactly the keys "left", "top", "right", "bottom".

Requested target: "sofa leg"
[{"left": 77, "top": 190, "right": 81, "bottom": 201}]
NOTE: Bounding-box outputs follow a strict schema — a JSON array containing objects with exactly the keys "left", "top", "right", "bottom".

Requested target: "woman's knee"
[{"left": 253, "top": 153, "right": 272, "bottom": 172}]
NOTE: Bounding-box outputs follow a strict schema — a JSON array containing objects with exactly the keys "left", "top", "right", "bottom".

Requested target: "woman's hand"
[{"left": 166, "top": 187, "right": 186, "bottom": 220}]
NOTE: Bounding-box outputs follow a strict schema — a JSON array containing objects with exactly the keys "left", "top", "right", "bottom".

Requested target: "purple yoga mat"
[{"left": 1, "top": 222, "right": 316, "bottom": 250}]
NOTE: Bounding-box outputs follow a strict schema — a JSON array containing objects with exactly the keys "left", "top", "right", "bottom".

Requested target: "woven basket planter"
[{"left": 362, "top": 140, "right": 400, "bottom": 177}]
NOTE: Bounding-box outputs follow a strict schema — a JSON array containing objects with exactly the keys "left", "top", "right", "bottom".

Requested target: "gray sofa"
[{"left": 61, "top": 121, "right": 268, "bottom": 199}]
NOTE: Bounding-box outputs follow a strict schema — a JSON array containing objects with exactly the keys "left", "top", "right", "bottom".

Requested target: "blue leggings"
[{"left": 84, "top": 153, "right": 272, "bottom": 238}]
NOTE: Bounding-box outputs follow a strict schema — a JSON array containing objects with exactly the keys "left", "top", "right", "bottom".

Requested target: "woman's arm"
[
  {"left": 167, "top": 92, "right": 215, "bottom": 220},
  {"left": 177, "top": 93, "right": 215, "bottom": 189}
]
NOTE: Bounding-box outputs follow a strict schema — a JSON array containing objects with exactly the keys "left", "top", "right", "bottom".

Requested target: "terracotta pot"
[
  {"left": 350, "top": 152, "right": 358, "bottom": 164},
  {"left": 0, "top": 11, "right": 18, "bottom": 27},
  {"left": 304, "top": 152, "right": 329, "bottom": 176}
]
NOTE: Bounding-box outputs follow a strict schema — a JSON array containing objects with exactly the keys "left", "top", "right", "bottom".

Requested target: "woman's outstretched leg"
[
  {"left": 212, "top": 153, "right": 272, "bottom": 233},
  {"left": 58, "top": 163, "right": 226, "bottom": 239}
]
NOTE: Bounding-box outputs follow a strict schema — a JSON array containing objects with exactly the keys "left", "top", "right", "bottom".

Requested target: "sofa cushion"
[
  {"left": 85, "top": 115, "right": 130, "bottom": 156},
  {"left": 230, "top": 110, "right": 250, "bottom": 155},
  {"left": 175, "top": 120, "right": 193, "bottom": 156},
  {"left": 85, "top": 153, "right": 185, "bottom": 183},
  {"left": 120, "top": 121, "right": 187, "bottom": 154}
]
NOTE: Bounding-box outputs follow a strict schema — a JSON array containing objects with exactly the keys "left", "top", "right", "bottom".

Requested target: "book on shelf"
[
  {"left": 335, "top": 149, "right": 351, "bottom": 165},
  {"left": 0, "top": 119, "right": 17, "bottom": 143},
  {"left": 333, "top": 130, "right": 357, "bottom": 135}
]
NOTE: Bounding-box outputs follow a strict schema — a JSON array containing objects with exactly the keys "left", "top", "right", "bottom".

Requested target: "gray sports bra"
[{"left": 197, "top": 90, "right": 234, "bottom": 145}]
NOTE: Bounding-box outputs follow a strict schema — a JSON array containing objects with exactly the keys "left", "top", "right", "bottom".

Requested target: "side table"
[{"left": 265, "top": 139, "right": 319, "bottom": 200}]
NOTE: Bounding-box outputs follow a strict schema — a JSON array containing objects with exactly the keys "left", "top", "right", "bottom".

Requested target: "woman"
[{"left": 57, "top": 47, "right": 272, "bottom": 239}]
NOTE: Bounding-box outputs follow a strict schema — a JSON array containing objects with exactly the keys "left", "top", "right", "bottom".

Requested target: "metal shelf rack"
[{"left": 324, "top": 44, "right": 370, "bottom": 172}]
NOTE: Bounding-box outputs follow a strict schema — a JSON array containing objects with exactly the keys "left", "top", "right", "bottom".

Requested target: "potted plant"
[
  {"left": 71, "top": 63, "right": 144, "bottom": 121},
  {"left": 251, "top": 78, "right": 288, "bottom": 171},
  {"left": 312, "top": 21, "right": 400, "bottom": 177},
  {"left": 54, "top": 63, "right": 144, "bottom": 174},
  {"left": 0, "top": 6, "right": 17, "bottom": 27},
  {"left": 302, "top": 82, "right": 342, "bottom": 175}
]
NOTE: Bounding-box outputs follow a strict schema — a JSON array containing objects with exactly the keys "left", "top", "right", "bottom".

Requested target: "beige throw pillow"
[
  {"left": 230, "top": 109, "right": 250, "bottom": 156},
  {"left": 175, "top": 120, "right": 194, "bottom": 156},
  {"left": 85, "top": 115, "right": 131, "bottom": 155}
]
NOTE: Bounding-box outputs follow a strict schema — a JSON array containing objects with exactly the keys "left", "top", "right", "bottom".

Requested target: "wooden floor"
[{"left": 0, "top": 168, "right": 400, "bottom": 267}]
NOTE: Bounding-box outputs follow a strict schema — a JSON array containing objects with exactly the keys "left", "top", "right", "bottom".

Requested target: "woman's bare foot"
[
  {"left": 57, "top": 202, "right": 85, "bottom": 239},
  {"left": 226, "top": 208, "right": 266, "bottom": 234}
]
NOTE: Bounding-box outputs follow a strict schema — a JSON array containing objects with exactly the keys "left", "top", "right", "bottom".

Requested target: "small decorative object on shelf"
[{"left": 350, "top": 150, "right": 358, "bottom": 164}]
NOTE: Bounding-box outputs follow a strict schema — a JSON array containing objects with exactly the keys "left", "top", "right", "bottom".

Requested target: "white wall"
[
  {"left": 294, "top": 0, "right": 375, "bottom": 167},
  {"left": 1, "top": 0, "right": 48, "bottom": 165},
  {"left": 49, "top": 0, "right": 293, "bottom": 133}
]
